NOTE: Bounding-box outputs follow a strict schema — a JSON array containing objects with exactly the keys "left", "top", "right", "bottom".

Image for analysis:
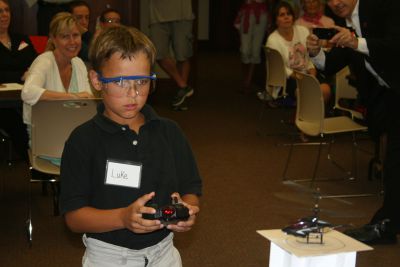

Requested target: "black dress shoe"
[{"left": 344, "top": 219, "right": 397, "bottom": 245}]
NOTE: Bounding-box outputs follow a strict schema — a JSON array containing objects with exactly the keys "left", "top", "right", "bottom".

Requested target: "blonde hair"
[
  {"left": 46, "top": 12, "right": 84, "bottom": 51},
  {"left": 89, "top": 26, "right": 156, "bottom": 72}
]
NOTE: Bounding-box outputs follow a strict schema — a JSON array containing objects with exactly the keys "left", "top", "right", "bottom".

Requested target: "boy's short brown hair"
[{"left": 89, "top": 26, "right": 156, "bottom": 72}]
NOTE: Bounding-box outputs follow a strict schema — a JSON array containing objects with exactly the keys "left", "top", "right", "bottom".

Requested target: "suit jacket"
[
  {"left": 0, "top": 33, "right": 37, "bottom": 84},
  {"left": 324, "top": 0, "right": 400, "bottom": 105}
]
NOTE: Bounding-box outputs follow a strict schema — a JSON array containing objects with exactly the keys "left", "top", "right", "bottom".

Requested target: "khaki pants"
[{"left": 82, "top": 233, "right": 181, "bottom": 267}]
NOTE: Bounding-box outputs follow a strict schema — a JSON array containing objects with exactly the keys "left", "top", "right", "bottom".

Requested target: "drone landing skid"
[{"left": 301, "top": 231, "right": 324, "bottom": 244}]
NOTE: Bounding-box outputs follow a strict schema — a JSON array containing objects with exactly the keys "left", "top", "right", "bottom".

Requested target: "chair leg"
[
  {"left": 50, "top": 182, "right": 60, "bottom": 216},
  {"left": 326, "top": 136, "right": 354, "bottom": 180},
  {"left": 0, "top": 131, "right": 12, "bottom": 166},
  {"left": 26, "top": 168, "right": 33, "bottom": 246},
  {"left": 282, "top": 137, "right": 295, "bottom": 181},
  {"left": 256, "top": 101, "right": 267, "bottom": 135},
  {"left": 7, "top": 137, "right": 12, "bottom": 166},
  {"left": 310, "top": 142, "right": 323, "bottom": 188},
  {"left": 351, "top": 132, "right": 358, "bottom": 181}
]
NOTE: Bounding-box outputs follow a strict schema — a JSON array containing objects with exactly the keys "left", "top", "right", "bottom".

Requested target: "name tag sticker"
[{"left": 105, "top": 160, "right": 142, "bottom": 188}]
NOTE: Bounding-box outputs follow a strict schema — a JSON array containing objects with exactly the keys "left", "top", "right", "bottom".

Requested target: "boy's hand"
[
  {"left": 121, "top": 192, "right": 164, "bottom": 233},
  {"left": 167, "top": 193, "right": 200, "bottom": 232}
]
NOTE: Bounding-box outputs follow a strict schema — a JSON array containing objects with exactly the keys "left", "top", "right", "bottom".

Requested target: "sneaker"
[
  {"left": 172, "top": 101, "right": 189, "bottom": 111},
  {"left": 172, "top": 86, "right": 194, "bottom": 107},
  {"left": 173, "top": 105, "right": 188, "bottom": 112},
  {"left": 257, "top": 91, "right": 272, "bottom": 101}
]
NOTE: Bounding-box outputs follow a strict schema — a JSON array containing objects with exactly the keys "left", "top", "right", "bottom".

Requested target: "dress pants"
[{"left": 366, "top": 75, "right": 400, "bottom": 233}]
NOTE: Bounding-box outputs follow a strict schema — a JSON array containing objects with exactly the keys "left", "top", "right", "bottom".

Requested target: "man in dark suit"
[{"left": 307, "top": 0, "right": 400, "bottom": 244}]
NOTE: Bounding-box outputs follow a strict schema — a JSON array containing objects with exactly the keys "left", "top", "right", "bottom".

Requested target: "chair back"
[
  {"left": 29, "top": 36, "right": 49, "bottom": 54},
  {"left": 265, "top": 47, "right": 287, "bottom": 98},
  {"left": 335, "top": 66, "right": 358, "bottom": 99},
  {"left": 31, "top": 99, "right": 99, "bottom": 161},
  {"left": 295, "top": 72, "right": 324, "bottom": 136},
  {"left": 334, "top": 66, "right": 363, "bottom": 119}
]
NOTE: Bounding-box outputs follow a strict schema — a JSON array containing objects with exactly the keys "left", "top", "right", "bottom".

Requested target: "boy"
[{"left": 59, "top": 26, "right": 202, "bottom": 266}]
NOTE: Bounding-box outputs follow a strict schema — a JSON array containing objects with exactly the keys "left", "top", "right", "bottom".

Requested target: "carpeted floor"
[{"left": 0, "top": 50, "right": 399, "bottom": 267}]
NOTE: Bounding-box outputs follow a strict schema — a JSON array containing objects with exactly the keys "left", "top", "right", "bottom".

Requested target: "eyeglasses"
[
  {"left": 304, "top": 0, "right": 319, "bottom": 4},
  {"left": 0, "top": 7, "right": 10, "bottom": 14},
  {"left": 103, "top": 18, "right": 121, "bottom": 24},
  {"left": 98, "top": 73, "right": 157, "bottom": 97}
]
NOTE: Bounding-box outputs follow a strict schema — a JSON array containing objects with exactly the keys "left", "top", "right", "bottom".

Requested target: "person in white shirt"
[
  {"left": 266, "top": 1, "right": 331, "bottom": 102},
  {"left": 22, "top": 12, "right": 92, "bottom": 136}
]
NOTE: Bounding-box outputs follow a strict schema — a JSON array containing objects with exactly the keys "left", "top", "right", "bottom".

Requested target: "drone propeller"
[{"left": 273, "top": 182, "right": 367, "bottom": 218}]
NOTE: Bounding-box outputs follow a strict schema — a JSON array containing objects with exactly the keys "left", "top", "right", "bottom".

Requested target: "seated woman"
[
  {"left": 21, "top": 12, "right": 93, "bottom": 161},
  {"left": 296, "top": 0, "right": 334, "bottom": 29},
  {"left": 0, "top": 0, "right": 37, "bottom": 161},
  {"left": 266, "top": 1, "right": 331, "bottom": 103},
  {"left": 0, "top": 0, "right": 37, "bottom": 83}
]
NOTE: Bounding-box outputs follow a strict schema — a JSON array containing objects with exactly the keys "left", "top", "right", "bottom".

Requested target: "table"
[
  {"left": 257, "top": 229, "right": 373, "bottom": 267},
  {"left": 0, "top": 83, "right": 23, "bottom": 109}
]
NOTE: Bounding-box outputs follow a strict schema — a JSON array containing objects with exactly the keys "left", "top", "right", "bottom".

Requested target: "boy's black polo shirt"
[{"left": 60, "top": 103, "right": 202, "bottom": 249}]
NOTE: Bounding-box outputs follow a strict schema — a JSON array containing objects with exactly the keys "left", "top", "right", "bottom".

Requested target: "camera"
[
  {"left": 143, "top": 197, "right": 190, "bottom": 225},
  {"left": 313, "top": 28, "right": 338, "bottom": 40}
]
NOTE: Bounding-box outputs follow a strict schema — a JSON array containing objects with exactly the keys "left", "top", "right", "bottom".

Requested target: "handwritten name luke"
[{"left": 111, "top": 169, "right": 128, "bottom": 179}]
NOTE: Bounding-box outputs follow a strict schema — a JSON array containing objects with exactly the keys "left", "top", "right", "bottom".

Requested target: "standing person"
[
  {"left": 59, "top": 26, "right": 202, "bottom": 266},
  {"left": 0, "top": 0, "right": 37, "bottom": 161},
  {"left": 69, "top": 0, "right": 91, "bottom": 62},
  {"left": 21, "top": 12, "right": 93, "bottom": 143},
  {"left": 234, "top": 0, "right": 268, "bottom": 94},
  {"left": 307, "top": 0, "right": 400, "bottom": 244},
  {"left": 148, "top": 0, "right": 195, "bottom": 110}
]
